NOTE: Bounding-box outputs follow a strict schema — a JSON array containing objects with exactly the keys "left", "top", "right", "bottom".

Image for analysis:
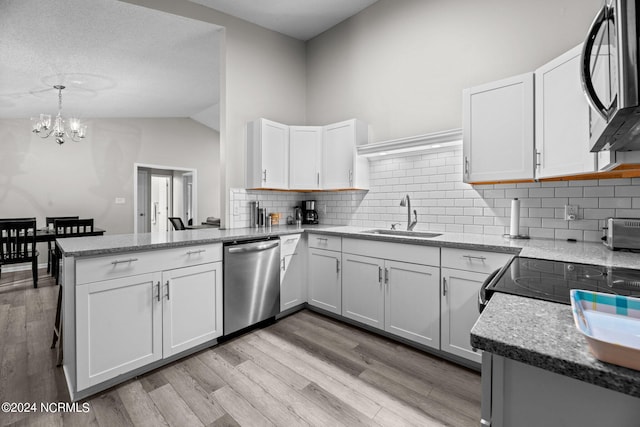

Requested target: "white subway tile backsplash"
[
  {"left": 599, "top": 198, "right": 632, "bottom": 209},
  {"left": 229, "top": 148, "right": 639, "bottom": 242}
]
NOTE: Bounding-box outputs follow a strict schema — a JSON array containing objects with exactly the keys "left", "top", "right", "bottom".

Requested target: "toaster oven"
[{"left": 603, "top": 217, "right": 640, "bottom": 250}]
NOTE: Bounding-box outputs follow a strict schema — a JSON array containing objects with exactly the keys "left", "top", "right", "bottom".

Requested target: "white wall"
[
  {"left": 121, "top": 0, "right": 308, "bottom": 227},
  {"left": 0, "top": 117, "right": 219, "bottom": 236},
  {"left": 306, "top": 0, "right": 602, "bottom": 141}
]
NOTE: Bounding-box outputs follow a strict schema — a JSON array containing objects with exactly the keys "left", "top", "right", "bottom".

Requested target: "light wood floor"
[{"left": 0, "top": 269, "right": 480, "bottom": 426}]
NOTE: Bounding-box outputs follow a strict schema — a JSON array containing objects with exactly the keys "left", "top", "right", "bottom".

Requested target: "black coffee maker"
[{"left": 302, "top": 200, "right": 319, "bottom": 224}]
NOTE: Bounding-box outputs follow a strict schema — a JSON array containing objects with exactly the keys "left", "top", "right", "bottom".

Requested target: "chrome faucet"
[{"left": 400, "top": 194, "right": 418, "bottom": 231}]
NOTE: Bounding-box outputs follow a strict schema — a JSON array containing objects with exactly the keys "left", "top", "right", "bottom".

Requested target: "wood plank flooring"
[{"left": 0, "top": 269, "right": 480, "bottom": 426}]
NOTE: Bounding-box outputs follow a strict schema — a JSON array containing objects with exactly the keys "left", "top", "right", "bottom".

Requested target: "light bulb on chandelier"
[{"left": 31, "top": 85, "right": 87, "bottom": 145}]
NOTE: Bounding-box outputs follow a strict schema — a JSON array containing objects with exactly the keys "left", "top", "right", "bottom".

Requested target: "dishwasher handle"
[{"left": 227, "top": 240, "right": 279, "bottom": 254}]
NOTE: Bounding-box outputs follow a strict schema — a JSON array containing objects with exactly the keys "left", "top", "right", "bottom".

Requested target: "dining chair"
[
  {"left": 169, "top": 217, "right": 186, "bottom": 230},
  {"left": 45, "top": 216, "right": 78, "bottom": 275},
  {"left": 52, "top": 218, "right": 94, "bottom": 285},
  {"left": 0, "top": 218, "right": 38, "bottom": 288}
]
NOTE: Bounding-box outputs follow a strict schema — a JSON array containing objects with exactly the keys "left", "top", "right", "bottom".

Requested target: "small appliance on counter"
[
  {"left": 301, "top": 200, "right": 319, "bottom": 224},
  {"left": 602, "top": 218, "right": 640, "bottom": 250}
]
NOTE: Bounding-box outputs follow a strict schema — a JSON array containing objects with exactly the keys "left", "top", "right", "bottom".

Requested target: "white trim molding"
[{"left": 357, "top": 128, "right": 462, "bottom": 158}]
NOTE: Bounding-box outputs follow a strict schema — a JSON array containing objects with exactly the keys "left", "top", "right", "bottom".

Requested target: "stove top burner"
[{"left": 487, "top": 257, "right": 640, "bottom": 304}]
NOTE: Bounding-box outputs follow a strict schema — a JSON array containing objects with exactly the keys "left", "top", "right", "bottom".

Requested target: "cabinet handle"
[
  {"left": 384, "top": 267, "right": 389, "bottom": 285},
  {"left": 165, "top": 280, "right": 170, "bottom": 300},
  {"left": 317, "top": 237, "right": 328, "bottom": 243},
  {"left": 262, "top": 169, "right": 267, "bottom": 182},
  {"left": 111, "top": 258, "right": 138, "bottom": 265},
  {"left": 336, "top": 258, "right": 340, "bottom": 273},
  {"left": 317, "top": 172, "right": 320, "bottom": 186},
  {"left": 463, "top": 255, "right": 487, "bottom": 261},
  {"left": 536, "top": 151, "right": 541, "bottom": 170},
  {"left": 156, "top": 281, "right": 160, "bottom": 302},
  {"left": 464, "top": 157, "right": 470, "bottom": 176},
  {"left": 378, "top": 266, "right": 383, "bottom": 284},
  {"left": 186, "top": 249, "right": 206, "bottom": 255},
  {"left": 349, "top": 169, "right": 353, "bottom": 186},
  {"left": 443, "top": 277, "right": 447, "bottom": 296},
  {"left": 281, "top": 257, "right": 286, "bottom": 271}
]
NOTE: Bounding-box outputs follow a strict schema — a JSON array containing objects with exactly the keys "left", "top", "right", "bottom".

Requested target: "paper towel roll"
[{"left": 510, "top": 198, "right": 520, "bottom": 237}]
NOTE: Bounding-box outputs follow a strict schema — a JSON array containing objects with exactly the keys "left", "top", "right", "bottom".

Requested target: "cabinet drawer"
[
  {"left": 76, "top": 244, "right": 222, "bottom": 285},
  {"left": 308, "top": 233, "right": 341, "bottom": 251},
  {"left": 441, "top": 247, "right": 513, "bottom": 274},
  {"left": 280, "top": 233, "right": 302, "bottom": 257},
  {"left": 342, "top": 238, "right": 439, "bottom": 267}
]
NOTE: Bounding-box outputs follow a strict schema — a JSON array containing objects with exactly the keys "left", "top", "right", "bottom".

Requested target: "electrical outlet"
[{"left": 564, "top": 205, "right": 578, "bottom": 221}]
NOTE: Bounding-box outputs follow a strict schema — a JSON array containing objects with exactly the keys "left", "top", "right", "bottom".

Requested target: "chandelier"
[{"left": 31, "top": 85, "right": 87, "bottom": 145}]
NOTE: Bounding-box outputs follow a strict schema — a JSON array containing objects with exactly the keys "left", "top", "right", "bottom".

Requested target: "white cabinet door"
[
  {"left": 281, "top": 252, "right": 304, "bottom": 311},
  {"left": 441, "top": 268, "right": 486, "bottom": 363},
  {"left": 463, "top": 73, "right": 535, "bottom": 183},
  {"left": 308, "top": 248, "right": 341, "bottom": 314},
  {"left": 76, "top": 272, "right": 162, "bottom": 390},
  {"left": 341, "top": 253, "right": 385, "bottom": 329},
  {"left": 386, "top": 261, "right": 440, "bottom": 350},
  {"left": 162, "top": 262, "right": 223, "bottom": 357},
  {"left": 246, "top": 118, "right": 289, "bottom": 189},
  {"left": 535, "top": 44, "right": 595, "bottom": 178},
  {"left": 322, "top": 119, "right": 369, "bottom": 189},
  {"left": 289, "top": 126, "right": 322, "bottom": 190}
]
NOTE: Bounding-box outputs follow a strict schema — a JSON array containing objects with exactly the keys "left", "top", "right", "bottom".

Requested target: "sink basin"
[{"left": 362, "top": 229, "right": 442, "bottom": 238}]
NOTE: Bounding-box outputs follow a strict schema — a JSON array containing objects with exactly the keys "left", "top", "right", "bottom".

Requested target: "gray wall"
[
  {"left": 306, "top": 0, "right": 602, "bottom": 141},
  {"left": 0, "top": 117, "right": 220, "bottom": 235}
]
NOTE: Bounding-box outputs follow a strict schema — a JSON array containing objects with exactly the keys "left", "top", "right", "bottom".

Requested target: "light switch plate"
[{"left": 115, "top": 197, "right": 126, "bottom": 204}]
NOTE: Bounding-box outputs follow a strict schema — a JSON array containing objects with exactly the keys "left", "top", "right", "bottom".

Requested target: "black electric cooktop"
[{"left": 485, "top": 256, "right": 640, "bottom": 305}]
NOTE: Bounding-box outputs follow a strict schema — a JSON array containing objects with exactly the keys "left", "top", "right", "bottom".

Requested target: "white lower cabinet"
[
  {"left": 341, "top": 239, "right": 441, "bottom": 350},
  {"left": 341, "top": 253, "right": 385, "bottom": 329},
  {"left": 75, "top": 245, "right": 223, "bottom": 392},
  {"left": 342, "top": 254, "right": 440, "bottom": 349},
  {"left": 162, "top": 263, "right": 223, "bottom": 357},
  {"left": 385, "top": 260, "right": 440, "bottom": 349},
  {"left": 440, "top": 248, "right": 514, "bottom": 363},
  {"left": 76, "top": 272, "right": 162, "bottom": 390},
  {"left": 308, "top": 248, "right": 342, "bottom": 314},
  {"left": 440, "top": 268, "right": 486, "bottom": 363},
  {"left": 280, "top": 234, "right": 305, "bottom": 311}
]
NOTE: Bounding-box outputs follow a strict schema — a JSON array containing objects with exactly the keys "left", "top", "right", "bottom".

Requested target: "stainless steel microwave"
[{"left": 581, "top": 0, "right": 640, "bottom": 152}]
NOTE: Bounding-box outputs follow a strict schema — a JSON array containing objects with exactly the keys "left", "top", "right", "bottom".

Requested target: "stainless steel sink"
[{"left": 362, "top": 229, "right": 442, "bottom": 238}]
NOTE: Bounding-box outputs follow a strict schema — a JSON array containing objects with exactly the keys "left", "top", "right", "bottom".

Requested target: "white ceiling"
[
  {"left": 190, "top": 0, "right": 379, "bottom": 41},
  {"left": 0, "top": 0, "right": 221, "bottom": 129},
  {"left": 1, "top": 0, "right": 378, "bottom": 130}
]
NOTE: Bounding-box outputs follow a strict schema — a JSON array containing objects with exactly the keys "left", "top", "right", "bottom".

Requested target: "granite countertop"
[
  {"left": 471, "top": 293, "right": 640, "bottom": 398},
  {"left": 58, "top": 225, "right": 640, "bottom": 269},
  {"left": 56, "top": 224, "right": 333, "bottom": 257}
]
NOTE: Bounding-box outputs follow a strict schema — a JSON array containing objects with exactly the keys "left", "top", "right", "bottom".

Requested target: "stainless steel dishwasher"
[{"left": 223, "top": 237, "right": 280, "bottom": 335}]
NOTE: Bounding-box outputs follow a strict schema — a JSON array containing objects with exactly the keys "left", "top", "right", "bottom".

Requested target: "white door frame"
[{"left": 133, "top": 163, "right": 198, "bottom": 234}]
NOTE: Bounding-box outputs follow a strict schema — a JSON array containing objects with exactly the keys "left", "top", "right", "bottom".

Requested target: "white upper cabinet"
[
  {"left": 322, "top": 119, "right": 370, "bottom": 190},
  {"left": 535, "top": 44, "right": 596, "bottom": 178},
  {"left": 463, "top": 73, "right": 535, "bottom": 183},
  {"left": 289, "top": 126, "right": 322, "bottom": 190},
  {"left": 246, "top": 118, "right": 289, "bottom": 189}
]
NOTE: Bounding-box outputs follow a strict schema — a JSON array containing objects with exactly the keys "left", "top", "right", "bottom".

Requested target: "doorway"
[
  {"left": 134, "top": 164, "right": 198, "bottom": 233},
  {"left": 151, "top": 174, "right": 171, "bottom": 233}
]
